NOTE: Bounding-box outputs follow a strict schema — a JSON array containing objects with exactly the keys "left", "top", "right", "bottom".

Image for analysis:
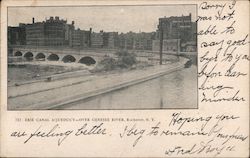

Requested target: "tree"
[
  {"left": 116, "top": 50, "right": 137, "bottom": 68},
  {"left": 99, "top": 57, "right": 117, "bottom": 71}
]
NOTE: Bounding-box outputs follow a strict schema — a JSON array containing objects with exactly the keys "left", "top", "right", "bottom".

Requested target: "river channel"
[{"left": 62, "top": 65, "right": 198, "bottom": 109}]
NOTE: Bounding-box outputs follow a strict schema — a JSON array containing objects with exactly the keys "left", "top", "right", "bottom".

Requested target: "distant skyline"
[{"left": 8, "top": 5, "right": 196, "bottom": 33}]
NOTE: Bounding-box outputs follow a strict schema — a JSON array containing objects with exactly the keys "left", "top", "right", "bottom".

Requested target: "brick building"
[
  {"left": 8, "top": 15, "right": 196, "bottom": 52},
  {"left": 24, "top": 17, "right": 75, "bottom": 47},
  {"left": 91, "top": 31, "right": 104, "bottom": 48},
  {"left": 44, "top": 17, "right": 69, "bottom": 46},
  {"left": 156, "top": 13, "right": 194, "bottom": 41},
  {"left": 152, "top": 39, "right": 180, "bottom": 52},
  {"left": 133, "top": 32, "right": 156, "bottom": 50},
  {"left": 153, "top": 13, "right": 197, "bottom": 52},
  {"left": 72, "top": 29, "right": 82, "bottom": 48},
  {"left": 8, "top": 24, "right": 26, "bottom": 45},
  {"left": 25, "top": 21, "right": 45, "bottom": 46},
  {"left": 72, "top": 28, "right": 91, "bottom": 48},
  {"left": 103, "top": 32, "right": 119, "bottom": 49}
]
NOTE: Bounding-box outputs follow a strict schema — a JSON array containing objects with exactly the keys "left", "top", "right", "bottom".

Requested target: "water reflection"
[
  {"left": 159, "top": 77, "right": 164, "bottom": 108},
  {"left": 64, "top": 65, "right": 197, "bottom": 109}
]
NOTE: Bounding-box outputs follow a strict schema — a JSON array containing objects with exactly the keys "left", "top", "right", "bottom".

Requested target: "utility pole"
[
  {"left": 177, "top": 39, "right": 180, "bottom": 61},
  {"left": 159, "top": 21, "right": 163, "bottom": 65}
]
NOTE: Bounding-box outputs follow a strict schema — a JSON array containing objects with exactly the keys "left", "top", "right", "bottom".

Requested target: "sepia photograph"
[
  {"left": 7, "top": 5, "right": 198, "bottom": 110},
  {"left": 2, "top": 1, "right": 249, "bottom": 157}
]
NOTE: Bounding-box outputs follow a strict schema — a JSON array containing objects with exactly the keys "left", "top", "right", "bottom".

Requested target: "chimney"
[
  {"left": 32, "top": 17, "right": 35, "bottom": 24},
  {"left": 89, "top": 28, "right": 92, "bottom": 47}
]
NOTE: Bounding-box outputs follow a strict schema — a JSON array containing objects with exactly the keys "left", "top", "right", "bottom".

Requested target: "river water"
[{"left": 63, "top": 65, "right": 198, "bottom": 109}]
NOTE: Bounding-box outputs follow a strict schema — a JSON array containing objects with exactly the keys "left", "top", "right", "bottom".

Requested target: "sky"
[{"left": 8, "top": 5, "right": 196, "bottom": 33}]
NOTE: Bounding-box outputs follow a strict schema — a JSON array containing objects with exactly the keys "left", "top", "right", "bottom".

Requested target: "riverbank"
[
  {"left": 8, "top": 61, "right": 91, "bottom": 86},
  {"left": 8, "top": 57, "right": 188, "bottom": 110},
  {"left": 63, "top": 65, "right": 198, "bottom": 109}
]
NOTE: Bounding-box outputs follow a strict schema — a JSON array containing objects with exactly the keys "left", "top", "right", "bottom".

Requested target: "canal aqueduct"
[
  {"left": 10, "top": 46, "right": 193, "bottom": 65},
  {"left": 11, "top": 47, "right": 117, "bottom": 66}
]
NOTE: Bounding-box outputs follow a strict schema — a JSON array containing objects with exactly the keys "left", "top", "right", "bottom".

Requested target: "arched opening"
[
  {"left": 23, "top": 52, "right": 33, "bottom": 61},
  {"left": 62, "top": 55, "right": 76, "bottom": 63},
  {"left": 47, "top": 54, "right": 59, "bottom": 61},
  {"left": 78, "top": 56, "right": 96, "bottom": 65},
  {"left": 35, "top": 53, "right": 46, "bottom": 61},
  {"left": 14, "top": 51, "right": 22, "bottom": 56}
]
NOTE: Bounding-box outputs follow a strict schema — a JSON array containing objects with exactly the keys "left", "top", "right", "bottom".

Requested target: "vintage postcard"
[{"left": 0, "top": 0, "right": 249, "bottom": 157}]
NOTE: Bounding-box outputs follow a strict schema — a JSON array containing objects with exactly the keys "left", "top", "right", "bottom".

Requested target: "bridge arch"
[
  {"left": 62, "top": 55, "right": 76, "bottom": 63},
  {"left": 35, "top": 53, "right": 46, "bottom": 61},
  {"left": 78, "top": 56, "right": 96, "bottom": 65},
  {"left": 14, "top": 51, "right": 22, "bottom": 56},
  {"left": 47, "top": 54, "right": 59, "bottom": 61},
  {"left": 24, "top": 52, "right": 34, "bottom": 61}
]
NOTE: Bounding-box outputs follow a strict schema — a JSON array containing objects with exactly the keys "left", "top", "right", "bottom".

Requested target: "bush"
[
  {"left": 116, "top": 50, "right": 137, "bottom": 68},
  {"left": 115, "top": 50, "right": 129, "bottom": 57},
  {"left": 93, "top": 50, "right": 137, "bottom": 72},
  {"left": 98, "top": 57, "right": 116, "bottom": 71}
]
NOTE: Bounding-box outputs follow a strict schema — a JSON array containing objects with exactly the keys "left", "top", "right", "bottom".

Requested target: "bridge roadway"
[{"left": 8, "top": 57, "right": 188, "bottom": 110}]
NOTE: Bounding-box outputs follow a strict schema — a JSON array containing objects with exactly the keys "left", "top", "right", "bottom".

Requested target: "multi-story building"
[
  {"left": 72, "top": 29, "right": 82, "bottom": 48},
  {"left": 125, "top": 32, "right": 136, "bottom": 50},
  {"left": 44, "top": 17, "right": 68, "bottom": 46},
  {"left": 152, "top": 39, "right": 180, "bottom": 52},
  {"left": 25, "top": 17, "right": 75, "bottom": 47},
  {"left": 103, "top": 32, "right": 109, "bottom": 48},
  {"left": 8, "top": 15, "right": 196, "bottom": 52},
  {"left": 153, "top": 13, "right": 197, "bottom": 52},
  {"left": 103, "top": 32, "right": 119, "bottom": 49},
  {"left": 117, "top": 33, "right": 126, "bottom": 49},
  {"left": 8, "top": 17, "right": 92, "bottom": 49},
  {"left": 8, "top": 24, "right": 26, "bottom": 45},
  {"left": 82, "top": 29, "right": 92, "bottom": 48},
  {"left": 133, "top": 32, "right": 156, "bottom": 50},
  {"left": 71, "top": 28, "right": 91, "bottom": 48},
  {"left": 118, "top": 32, "right": 156, "bottom": 50},
  {"left": 25, "top": 20, "right": 46, "bottom": 46},
  {"left": 156, "top": 13, "right": 193, "bottom": 40},
  {"left": 91, "top": 31, "right": 104, "bottom": 48}
]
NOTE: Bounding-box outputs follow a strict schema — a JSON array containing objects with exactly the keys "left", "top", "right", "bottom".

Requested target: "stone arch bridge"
[{"left": 10, "top": 47, "right": 117, "bottom": 65}]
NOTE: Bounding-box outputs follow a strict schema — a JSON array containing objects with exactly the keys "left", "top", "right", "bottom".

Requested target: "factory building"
[
  {"left": 153, "top": 13, "right": 197, "bottom": 52},
  {"left": 8, "top": 15, "right": 196, "bottom": 52},
  {"left": 91, "top": 31, "right": 104, "bottom": 48},
  {"left": 24, "top": 17, "right": 75, "bottom": 47}
]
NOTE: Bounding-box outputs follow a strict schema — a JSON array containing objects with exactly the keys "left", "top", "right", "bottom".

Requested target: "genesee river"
[{"left": 62, "top": 65, "right": 198, "bottom": 109}]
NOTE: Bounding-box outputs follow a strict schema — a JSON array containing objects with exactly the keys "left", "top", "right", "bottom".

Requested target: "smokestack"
[
  {"left": 32, "top": 17, "right": 35, "bottom": 24},
  {"left": 89, "top": 28, "right": 92, "bottom": 47}
]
